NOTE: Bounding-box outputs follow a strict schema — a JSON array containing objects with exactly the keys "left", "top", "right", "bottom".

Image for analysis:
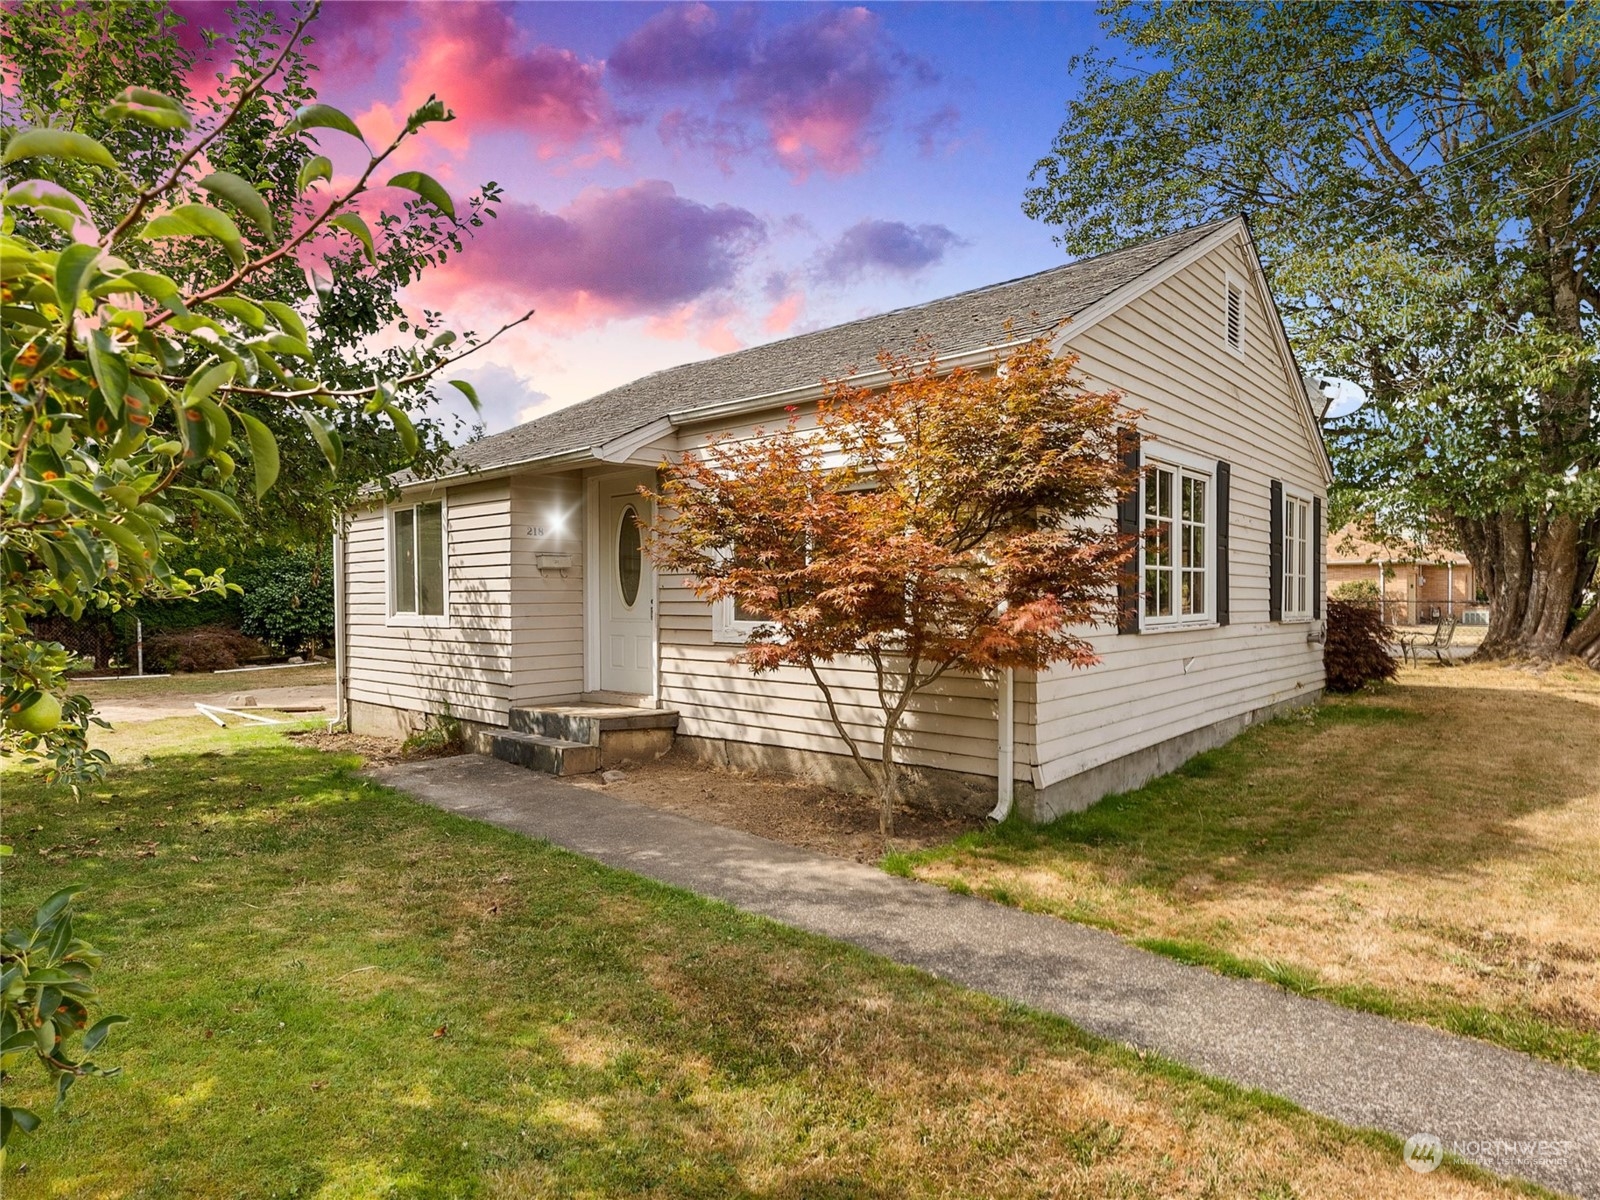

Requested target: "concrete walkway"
[{"left": 374, "top": 755, "right": 1600, "bottom": 1199}]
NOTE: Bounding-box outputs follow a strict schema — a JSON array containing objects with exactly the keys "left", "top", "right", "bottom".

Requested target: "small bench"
[{"left": 1396, "top": 616, "right": 1458, "bottom": 666}]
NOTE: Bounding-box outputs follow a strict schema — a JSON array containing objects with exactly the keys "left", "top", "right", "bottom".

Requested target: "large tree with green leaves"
[
  {"left": 0, "top": 1, "right": 525, "bottom": 1146},
  {"left": 1025, "top": 1, "right": 1599, "bottom": 665},
  {"left": 0, "top": 1, "right": 500, "bottom": 551}
]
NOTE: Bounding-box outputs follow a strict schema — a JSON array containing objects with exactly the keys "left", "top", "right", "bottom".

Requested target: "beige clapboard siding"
[
  {"left": 508, "top": 471, "right": 585, "bottom": 705},
  {"left": 658, "top": 567, "right": 1023, "bottom": 779},
  {"left": 1031, "top": 237, "right": 1326, "bottom": 788},
  {"left": 344, "top": 478, "right": 513, "bottom": 726}
]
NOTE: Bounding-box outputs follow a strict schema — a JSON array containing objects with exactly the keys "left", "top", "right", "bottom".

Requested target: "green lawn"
[
  {"left": 0, "top": 718, "right": 1528, "bottom": 1199},
  {"left": 888, "top": 664, "right": 1600, "bottom": 1072}
]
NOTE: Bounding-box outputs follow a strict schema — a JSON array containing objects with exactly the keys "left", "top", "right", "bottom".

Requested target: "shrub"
[
  {"left": 1323, "top": 599, "right": 1399, "bottom": 692},
  {"left": 237, "top": 547, "right": 335, "bottom": 658},
  {"left": 143, "top": 627, "right": 266, "bottom": 674},
  {"left": 1331, "top": 579, "right": 1381, "bottom": 602}
]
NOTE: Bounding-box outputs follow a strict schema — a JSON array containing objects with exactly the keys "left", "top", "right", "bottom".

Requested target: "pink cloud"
[
  {"left": 762, "top": 291, "right": 805, "bottom": 336},
  {"left": 610, "top": 4, "right": 914, "bottom": 179},
  {"left": 169, "top": 2, "right": 401, "bottom": 99},
  {"left": 414, "top": 180, "right": 765, "bottom": 327},
  {"left": 391, "top": 3, "right": 615, "bottom": 156}
]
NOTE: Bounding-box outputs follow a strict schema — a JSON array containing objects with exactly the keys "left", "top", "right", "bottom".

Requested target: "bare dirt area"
[
  {"left": 570, "top": 747, "right": 984, "bottom": 862},
  {"left": 77, "top": 662, "right": 335, "bottom": 724},
  {"left": 287, "top": 728, "right": 409, "bottom": 765}
]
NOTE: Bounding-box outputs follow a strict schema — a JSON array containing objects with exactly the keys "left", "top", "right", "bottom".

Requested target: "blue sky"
[{"left": 181, "top": 1, "right": 1117, "bottom": 433}]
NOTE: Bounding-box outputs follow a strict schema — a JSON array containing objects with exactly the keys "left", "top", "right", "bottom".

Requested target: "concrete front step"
[
  {"left": 492, "top": 703, "right": 680, "bottom": 776},
  {"left": 488, "top": 730, "right": 600, "bottom": 777},
  {"left": 509, "top": 703, "right": 679, "bottom": 747}
]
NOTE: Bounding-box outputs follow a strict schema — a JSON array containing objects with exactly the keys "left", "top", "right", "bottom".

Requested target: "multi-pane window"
[
  {"left": 392, "top": 500, "right": 445, "bottom": 616},
  {"left": 1283, "top": 493, "right": 1311, "bottom": 619},
  {"left": 1143, "top": 462, "right": 1210, "bottom": 625}
]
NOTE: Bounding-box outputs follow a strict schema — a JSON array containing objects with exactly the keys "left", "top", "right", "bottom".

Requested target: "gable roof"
[{"left": 434, "top": 218, "right": 1235, "bottom": 478}]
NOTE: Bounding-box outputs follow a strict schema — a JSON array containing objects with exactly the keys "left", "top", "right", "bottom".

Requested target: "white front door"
[{"left": 598, "top": 478, "right": 654, "bottom": 695}]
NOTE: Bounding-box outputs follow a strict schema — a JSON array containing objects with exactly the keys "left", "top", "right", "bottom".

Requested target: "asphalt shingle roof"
[{"left": 443, "top": 219, "right": 1230, "bottom": 476}]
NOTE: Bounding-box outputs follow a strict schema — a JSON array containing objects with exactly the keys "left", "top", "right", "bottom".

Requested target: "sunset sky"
[{"left": 178, "top": 1, "right": 1111, "bottom": 436}]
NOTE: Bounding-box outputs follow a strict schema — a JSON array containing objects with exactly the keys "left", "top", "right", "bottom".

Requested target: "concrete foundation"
[
  {"left": 1021, "top": 690, "right": 1322, "bottom": 824},
  {"left": 354, "top": 689, "right": 1322, "bottom": 824},
  {"left": 348, "top": 698, "right": 498, "bottom": 754},
  {"left": 674, "top": 734, "right": 1017, "bottom": 820}
]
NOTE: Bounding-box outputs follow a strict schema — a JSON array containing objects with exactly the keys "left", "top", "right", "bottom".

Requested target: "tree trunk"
[
  {"left": 877, "top": 713, "right": 903, "bottom": 837},
  {"left": 1459, "top": 509, "right": 1599, "bottom": 664}
]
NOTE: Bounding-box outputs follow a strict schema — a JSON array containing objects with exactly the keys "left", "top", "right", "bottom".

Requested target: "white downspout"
[
  {"left": 330, "top": 521, "right": 348, "bottom": 732},
  {"left": 988, "top": 667, "right": 1015, "bottom": 823}
]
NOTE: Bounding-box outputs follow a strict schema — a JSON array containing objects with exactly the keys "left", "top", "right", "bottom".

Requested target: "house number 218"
[{"left": 524, "top": 525, "right": 547, "bottom": 537}]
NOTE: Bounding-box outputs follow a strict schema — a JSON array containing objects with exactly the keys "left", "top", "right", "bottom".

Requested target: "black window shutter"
[
  {"left": 1116, "top": 428, "right": 1141, "bottom": 634},
  {"left": 1215, "top": 461, "right": 1231, "bottom": 626},
  {"left": 1268, "top": 479, "right": 1284, "bottom": 622},
  {"left": 1312, "top": 496, "right": 1323, "bottom": 619}
]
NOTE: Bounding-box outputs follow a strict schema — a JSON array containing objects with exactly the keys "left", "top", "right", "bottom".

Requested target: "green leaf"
[
  {"left": 33, "top": 886, "right": 82, "bottom": 929},
  {"left": 384, "top": 402, "right": 419, "bottom": 458},
  {"left": 197, "top": 171, "right": 274, "bottom": 238},
  {"left": 4, "top": 1105, "right": 42, "bottom": 1146},
  {"left": 286, "top": 103, "right": 365, "bottom": 142},
  {"left": 446, "top": 379, "right": 481, "bottom": 413},
  {"left": 179, "top": 486, "right": 243, "bottom": 522},
  {"left": 24, "top": 968, "right": 78, "bottom": 987},
  {"left": 81, "top": 1015, "right": 128, "bottom": 1054},
  {"left": 206, "top": 296, "right": 267, "bottom": 331},
  {"left": 183, "top": 361, "right": 236, "bottom": 407},
  {"left": 296, "top": 154, "right": 333, "bottom": 193},
  {"left": 235, "top": 410, "right": 280, "bottom": 498},
  {"left": 329, "top": 213, "right": 375, "bottom": 265},
  {"left": 53, "top": 242, "right": 100, "bottom": 310},
  {"left": 91, "top": 518, "right": 152, "bottom": 573},
  {"left": 299, "top": 408, "right": 342, "bottom": 472},
  {"left": 259, "top": 299, "right": 308, "bottom": 342},
  {"left": 264, "top": 332, "right": 312, "bottom": 360},
  {"left": 93, "top": 269, "right": 187, "bottom": 315},
  {"left": 137, "top": 204, "right": 245, "bottom": 266},
  {"left": 87, "top": 330, "right": 128, "bottom": 410},
  {"left": 405, "top": 95, "right": 455, "bottom": 133},
  {"left": 177, "top": 397, "right": 214, "bottom": 461},
  {"left": 101, "top": 86, "right": 191, "bottom": 130},
  {"left": 1, "top": 128, "right": 116, "bottom": 170},
  {"left": 386, "top": 171, "right": 455, "bottom": 219},
  {"left": 4, "top": 179, "right": 95, "bottom": 227},
  {"left": 41, "top": 476, "right": 108, "bottom": 515}
]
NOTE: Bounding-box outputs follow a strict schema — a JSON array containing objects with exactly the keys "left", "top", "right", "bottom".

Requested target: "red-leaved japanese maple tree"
[{"left": 647, "top": 337, "right": 1134, "bottom": 835}]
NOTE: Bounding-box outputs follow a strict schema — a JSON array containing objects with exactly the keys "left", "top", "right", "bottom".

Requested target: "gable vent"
[{"left": 1225, "top": 281, "right": 1244, "bottom": 352}]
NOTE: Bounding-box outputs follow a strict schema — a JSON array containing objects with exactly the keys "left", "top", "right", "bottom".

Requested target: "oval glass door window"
[{"left": 617, "top": 505, "right": 642, "bottom": 607}]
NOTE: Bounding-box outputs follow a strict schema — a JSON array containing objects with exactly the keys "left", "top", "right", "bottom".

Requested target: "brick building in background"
[{"left": 1326, "top": 524, "right": 1484, "bottom": 625}]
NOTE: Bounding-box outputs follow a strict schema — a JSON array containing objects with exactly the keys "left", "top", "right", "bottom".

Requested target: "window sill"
[{"left": 1139, "top": 619, "right": 1220, "bottom": 634}]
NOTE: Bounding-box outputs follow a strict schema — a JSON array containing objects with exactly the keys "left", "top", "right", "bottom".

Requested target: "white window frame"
[
  {"left": 1282, "top": 487, "right": 1314, "bottom": 622},
  {"left": 710, "top": 475, "right": 878, "bottom": 644},
  {"left": 1223, "top": 271, "right": 1247, "bottom": 357},
  {"left": 712, "top": 595, "right": 763, "bottom": 644},
  {"left": 1139, "top": 447, "right": 1216, "bottom": 632},
  {"left": 386, "top": 495, "right": 449, "bottom": 627}
]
